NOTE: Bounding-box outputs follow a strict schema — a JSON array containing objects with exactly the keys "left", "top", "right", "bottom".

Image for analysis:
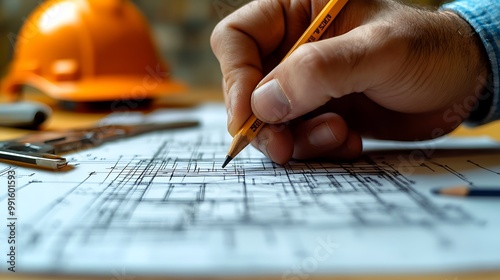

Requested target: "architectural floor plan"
[{"left": 1, "top": 105, "right": 499, "bottom": 276}]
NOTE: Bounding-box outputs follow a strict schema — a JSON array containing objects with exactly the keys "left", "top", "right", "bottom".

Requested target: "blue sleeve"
[{"left": 441, "top": 0, "right": 500, "bottom": 126}]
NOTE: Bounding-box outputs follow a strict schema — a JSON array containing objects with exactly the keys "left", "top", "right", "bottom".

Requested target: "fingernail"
[
  {"left": 309, "top": 123, "right": 337, "bottom": 147},
  {"left": 252, "top": 79, "right": 290, "bottom": 122}
]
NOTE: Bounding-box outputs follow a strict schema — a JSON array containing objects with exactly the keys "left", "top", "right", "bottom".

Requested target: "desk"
[
  {"left": 0, "top": 87, "right": 224, "bottom": 140},
  {"left": 2, "top": 88, "right": 500, "bottom": 140},
  {"left": 1, "top": 88, "right": 500, "bottom": 280}
]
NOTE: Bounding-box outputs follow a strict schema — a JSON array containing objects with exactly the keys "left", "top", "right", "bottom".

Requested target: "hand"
[{"left": 211, "top": 0, "right": 489, "bottom": 164}]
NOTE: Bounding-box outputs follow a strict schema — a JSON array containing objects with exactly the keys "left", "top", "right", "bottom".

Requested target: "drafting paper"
[{"left": 1, "top": 104, "right": 500, "bottom": 276}]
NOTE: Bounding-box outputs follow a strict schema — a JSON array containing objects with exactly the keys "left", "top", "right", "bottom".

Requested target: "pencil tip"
[
  {"left": 222, "top": 156, "right": 233, "bottom": 168},
  {"left": 431, "top": 188, "right": 440, "bottom": 194}
]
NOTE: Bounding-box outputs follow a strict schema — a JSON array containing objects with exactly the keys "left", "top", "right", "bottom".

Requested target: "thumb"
[{"left": 251, "top": 27, "right": 381, "bottom": 123}]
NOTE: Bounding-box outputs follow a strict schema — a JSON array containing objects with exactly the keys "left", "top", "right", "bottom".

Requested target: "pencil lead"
[{"left": 222, "top": 156, "right": 233, "bottom": 168}]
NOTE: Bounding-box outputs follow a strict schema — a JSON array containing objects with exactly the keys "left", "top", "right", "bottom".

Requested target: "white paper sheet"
[{"left": 1, "top": 104, "right": 500, "bottom": 277}]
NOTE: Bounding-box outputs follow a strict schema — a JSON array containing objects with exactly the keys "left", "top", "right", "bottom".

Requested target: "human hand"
[{"left": 211, "top": 0, "right": 489, "bottom": 164}]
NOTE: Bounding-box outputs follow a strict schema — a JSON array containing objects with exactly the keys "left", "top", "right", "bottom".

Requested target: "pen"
[
  {"left": 432, "top": 185, "right": 500, "bottom": 197},
  {"left": 0, "top": 149, "right": 67, "bottom": 169},
  {"left": 222, "top": 0, "right": 349, "bottom": 168}
]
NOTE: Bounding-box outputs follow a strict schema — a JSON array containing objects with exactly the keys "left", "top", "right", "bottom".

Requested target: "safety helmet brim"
[{"left": 2, "top": 73, "right": 186, "bottom": 102}]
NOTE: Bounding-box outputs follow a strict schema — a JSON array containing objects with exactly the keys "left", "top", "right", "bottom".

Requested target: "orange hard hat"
[{"left": 2, "top": 0, "right": 185, "bottom": 102}]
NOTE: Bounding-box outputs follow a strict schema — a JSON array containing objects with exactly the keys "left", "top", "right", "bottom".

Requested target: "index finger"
[{"left": 210, "top": 0, "right": 320, "bottom": 135}]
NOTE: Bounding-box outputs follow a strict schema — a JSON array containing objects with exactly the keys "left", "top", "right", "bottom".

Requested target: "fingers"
[
  {"left": 210, "top": 0, "right": 289, "bottom": 135},
  {"left": 292, "top": 113, "right": 362, "bottom": 160},
  {"left": 252, "top": 113, "right": 362, "bottom": 164},
  {"left": 252, "top": 124, "right": 294, "bottom": 165},
  {"left": 251, "top": 27, "right": 382, "bottom": 124}
]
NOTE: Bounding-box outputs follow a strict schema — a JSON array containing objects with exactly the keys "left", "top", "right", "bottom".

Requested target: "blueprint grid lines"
[{"left": 2, "top": 106, "right": 500, "bottom": 274}]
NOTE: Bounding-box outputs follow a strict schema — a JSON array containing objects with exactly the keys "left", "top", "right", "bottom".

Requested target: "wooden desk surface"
[
  {"left": 1, "top": 88, "right": 500, "bottom": 280},
  {"left": 0, "top": 87, "right": 224, "bottom": 140},
  {"left": 2, "top": 87, "right": 500, "bottom": 140}
]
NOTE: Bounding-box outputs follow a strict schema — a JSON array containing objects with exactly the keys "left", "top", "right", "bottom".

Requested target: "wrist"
[{"left": 438, "top": 10, "right": 492, "bottom": 122}]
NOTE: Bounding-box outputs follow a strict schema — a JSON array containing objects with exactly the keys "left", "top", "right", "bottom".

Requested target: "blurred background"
[{"left": 0, "top": 0, "right": 447, "bottom": 90}]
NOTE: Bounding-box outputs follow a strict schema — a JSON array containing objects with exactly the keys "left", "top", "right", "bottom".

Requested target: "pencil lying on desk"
[
  {"left": 222, "top": 0, "right": 349, "bottom": 168},
  {"left": 432, "top": 186, "right": 500, "bottom": 197}
]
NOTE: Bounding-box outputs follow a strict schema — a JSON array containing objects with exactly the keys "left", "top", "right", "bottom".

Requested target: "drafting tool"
[
  {"left": 223, "top": 0, "right": 349, "bottom": 168},
  {"left": 0, "top": 148, "right": 66, "bottom": 169},
  {"left": 0, "top": 120, "right": 199, "bottom": 169}
]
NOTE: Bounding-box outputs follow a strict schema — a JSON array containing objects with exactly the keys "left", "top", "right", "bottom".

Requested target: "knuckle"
[
  {"left": 210, "top": 21, "right": 228, "bottom": 54},
  {"left": 295, "top": 44, "right": 330, "bottom": 79},
  {"left": 336, "top": 37, "right": 367, "bottom": 74}
]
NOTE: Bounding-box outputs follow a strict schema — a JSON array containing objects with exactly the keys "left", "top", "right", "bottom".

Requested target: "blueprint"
[{"left": 1, "top": 104, "right": 500, "bottom": 277}]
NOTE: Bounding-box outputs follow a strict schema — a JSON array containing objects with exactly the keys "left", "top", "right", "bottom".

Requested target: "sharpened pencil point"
[{"left": 222, "top": 156, "right": 233, "bottom": 168}]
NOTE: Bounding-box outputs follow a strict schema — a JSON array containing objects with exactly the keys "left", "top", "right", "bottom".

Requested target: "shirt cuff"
[{"left": 441, "top": 1, "right": 500, "bottom": 126}]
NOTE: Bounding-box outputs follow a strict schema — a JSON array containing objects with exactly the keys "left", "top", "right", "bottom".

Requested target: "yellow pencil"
[{"left": 222, "top": 0, "right": 349, "bottom": 168}]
